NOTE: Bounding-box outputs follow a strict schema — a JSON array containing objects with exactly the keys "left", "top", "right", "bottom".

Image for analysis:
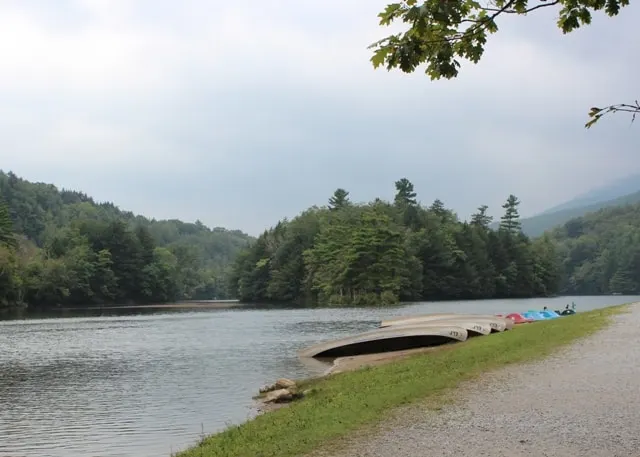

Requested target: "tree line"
[
  {"left": 0, "top": 171, "right": 253, "bottom": 310},
  {"left": 229, "top": 179, "right": 560, "bottom": 306},
  {"left": 3, "top": 169, "right": 634, "bottom": 311}
]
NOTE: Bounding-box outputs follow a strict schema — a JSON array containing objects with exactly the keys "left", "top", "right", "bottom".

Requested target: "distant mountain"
[
  {"left": 538, "top": 173, "right": 640, "bottom": 215},
  {"left": 518, "top": 189, "right": 640, "bottom": 237}
]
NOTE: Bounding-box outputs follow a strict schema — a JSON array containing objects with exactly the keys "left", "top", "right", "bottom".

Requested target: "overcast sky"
[{"left": 0, "top": 1, "right": 637, "bottom": 236}]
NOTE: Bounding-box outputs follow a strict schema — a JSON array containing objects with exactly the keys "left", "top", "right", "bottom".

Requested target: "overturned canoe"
[
  {"left": 297, "top": 324, "right": 468, "bottom": 359},
  {"left": 392, "top": 317, "right": 492, "bottom": 336},
  {"left": 380, "top": 313, "right": 459, "bottom": 327},
  {"left": 380, "top": 313, "right": 512, "bottom": 332}
]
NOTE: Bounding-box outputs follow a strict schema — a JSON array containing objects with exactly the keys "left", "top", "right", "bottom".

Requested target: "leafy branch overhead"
[{"left": 370, "top": 0, "right": 633, "bottom": 128}]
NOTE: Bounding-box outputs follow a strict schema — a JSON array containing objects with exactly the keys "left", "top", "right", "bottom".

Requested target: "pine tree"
[
  {"left": 429, "top": 199, "right": 446, "bottom": 216},
  {"left": 393, "top": 178, "right": 417, "bottom": 206},
  {"left": 471, "top": 205, "right": 493, "bottom": 229},
  {"left": 499, "top": 195, "right": 522, "bottom": 233},
  {"left": 328, "top": 188, "right": 350, "bottom": 210}
]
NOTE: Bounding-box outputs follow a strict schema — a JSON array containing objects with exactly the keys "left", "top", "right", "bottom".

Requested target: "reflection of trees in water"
[
  {"left": 0, "top": 352, "right": 178, "bottom": 421},
  {"left": 0, "top": 356, "right": 161, "bottom": 445},
  {"left": 5, "top": 321, "right": 148, "bottom": 335},
  {"left": 280, "top": 320, "right": 379, "bottom": 336},
  {"left": 0, "top": 356, "right": 150, "bottom": 391},
  {"left": 1, "top": 306, "right": 166, "bottom": 321},
  {"left": 1, "top": 306, "right": 212, "bottom": 326}
]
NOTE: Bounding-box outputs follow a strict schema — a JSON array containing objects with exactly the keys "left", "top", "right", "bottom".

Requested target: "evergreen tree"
[
  {"left": 471, "top": 205, "right": 493, "bottom": 229},
  {"left": 328, "top": 188, "right": 350, "bottom": 210},
  {"left": 393, "top": 178, "right": 417, "bottom": 206},
  {"left": 429, "top": 199, "right": 446, "bottom": 216},
  {"left": 500, "top": 195, "right": 522, "bottom": 233}
]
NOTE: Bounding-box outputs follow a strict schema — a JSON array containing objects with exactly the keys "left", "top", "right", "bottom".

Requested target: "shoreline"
[
  {"left": 324, "top": 302, "right": 640, "bottom": 457},
  {"left": 175, "top": 303, "right": 629, "bottom": 457},
  {"left": 56, "top": 300, "right": 244, "bottom": 311},
  {"left": 4, "top": 294, "right": 636, "bottom": 316}
]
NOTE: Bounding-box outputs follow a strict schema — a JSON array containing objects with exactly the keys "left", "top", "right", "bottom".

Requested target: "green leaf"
[
  {"left": 378, "top": 3, "right": 403, "bottom": 26},
  {"left": 585, "top": 113, "right": 603, "bottom": 129},
  {"left": 370, "top": 46, "right": 392, "bottom": 69}
]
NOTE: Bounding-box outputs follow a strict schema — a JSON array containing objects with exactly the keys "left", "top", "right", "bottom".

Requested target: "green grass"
[{"left": 177, "top": 304, "right": 628, "bottom": 457}]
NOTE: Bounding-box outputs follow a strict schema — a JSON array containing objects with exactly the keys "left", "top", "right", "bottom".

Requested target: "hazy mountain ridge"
[
  {"left": 487, "top": 174, "right": 640, "bottom": 236},
  {"left": 517, "top": 189, "right": 640, "bottom": 237},
  {"left": 538, "top": 173, "right": 640, "bottom": 215}
]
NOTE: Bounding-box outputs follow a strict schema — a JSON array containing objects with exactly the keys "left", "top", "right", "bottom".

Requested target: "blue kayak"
[
  {"left": 523, "top": 310, "right": 561, "bottom": 320},
  {"left": 521, "top": 311, "right": 546, "bottom": 321},
  {"left": 538, "top": 310, "right": 561, "bottom": 319}
]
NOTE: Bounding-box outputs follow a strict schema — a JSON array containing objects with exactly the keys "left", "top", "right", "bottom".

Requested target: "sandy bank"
[
  {"left": 322, "top": 303, "right": 640, "bottom": 457},
  {"left": 329, "top": 345, "right": 448, "bottom": 374}
]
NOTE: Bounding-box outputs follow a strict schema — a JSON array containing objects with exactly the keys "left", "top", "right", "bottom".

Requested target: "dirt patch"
[{"left": 328, "top": 345, "right": 449, "bottom": 374}]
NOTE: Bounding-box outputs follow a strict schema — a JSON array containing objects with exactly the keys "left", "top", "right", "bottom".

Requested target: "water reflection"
[
  {"left": 0, "top": 295, "right": 637, "bottom": 457},
  {"left": 281, "top": 319, "right": 380, "bottom": 335}
]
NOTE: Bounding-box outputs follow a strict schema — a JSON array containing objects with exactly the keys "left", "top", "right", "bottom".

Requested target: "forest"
[
  {"left": 0, "top": 171, "right": 253, "bottom": 310},
  {"left": 3, "top": 170, "right": 638, "bottom": 311},
  {"left": 229, "top": 179, "right": 561, "bottom": 306},
  {"left": 553, "top": 203, "right": 640, "bottom": 295}
]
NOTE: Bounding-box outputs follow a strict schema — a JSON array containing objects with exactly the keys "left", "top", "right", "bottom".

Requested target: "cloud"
[{"left": 0, "top": 1, "right": 637, "bottom": 235}]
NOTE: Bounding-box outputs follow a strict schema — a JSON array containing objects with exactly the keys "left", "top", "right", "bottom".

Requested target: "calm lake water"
[{"left": 0, "top": 295, "right": 637, "bottom": 457}]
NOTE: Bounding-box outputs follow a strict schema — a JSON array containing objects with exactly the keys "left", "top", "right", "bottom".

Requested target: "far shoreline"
[{"left": 56, "top": 299, "right": 245, "bottom": 311}]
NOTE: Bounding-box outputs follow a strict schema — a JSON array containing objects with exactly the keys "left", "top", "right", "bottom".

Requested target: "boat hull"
[
  {"left": 389, "top": 318, "right": 492, "bottom": 336},
  {"left": 380, "top": 313, "right": 512, "bottom": 332},
  {"left": 298, "top": 324, "right": 468, "bottom": 359}
]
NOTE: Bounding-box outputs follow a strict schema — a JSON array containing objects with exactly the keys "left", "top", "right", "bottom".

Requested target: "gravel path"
[{"left": 326, "top": 304, "right": 640, "bottom": 457}]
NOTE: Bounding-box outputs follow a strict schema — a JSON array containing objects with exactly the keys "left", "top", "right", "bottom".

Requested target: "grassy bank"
[{"left": 177, "top": 304, "right": 628, "bottom": 457}]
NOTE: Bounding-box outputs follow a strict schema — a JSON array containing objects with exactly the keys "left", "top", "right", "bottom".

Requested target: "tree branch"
[
  {"left": 585, "top": 101, "right": 640, "bottom": 129},
  {"left": 483, "top": 0, "right": 561, "bottom": 14}
]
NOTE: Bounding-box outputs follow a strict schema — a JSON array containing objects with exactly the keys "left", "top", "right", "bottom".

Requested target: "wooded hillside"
[
  {"left": 553, "top": 203, "right": 640, "bottom": 295},
  {"left": 0, "top": 170, "right": 253, "bottom": 310}
]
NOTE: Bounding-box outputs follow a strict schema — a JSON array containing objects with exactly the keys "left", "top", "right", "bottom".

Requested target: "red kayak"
[{"left": 503, "top": 312, "right": 534, "bottom": 324}]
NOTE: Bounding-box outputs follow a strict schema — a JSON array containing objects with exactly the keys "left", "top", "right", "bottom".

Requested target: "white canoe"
[
  {"left": 390, "top": 317, "right": 492, "bottom": 336},
  {"left": 297, "top": 324, "right": 468, "bottom": 359},
  {"left": 380, "top": 313, "right": 513, "bottom": 332}
]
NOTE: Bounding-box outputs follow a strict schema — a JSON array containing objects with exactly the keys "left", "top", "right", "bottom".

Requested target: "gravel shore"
[{"left": 325, "top": 303, "right": 640, "bottom": 457}]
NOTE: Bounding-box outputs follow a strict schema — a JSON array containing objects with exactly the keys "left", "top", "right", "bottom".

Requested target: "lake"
[{"left": 0, "top": 295, "right": 636, "bottom": 457}]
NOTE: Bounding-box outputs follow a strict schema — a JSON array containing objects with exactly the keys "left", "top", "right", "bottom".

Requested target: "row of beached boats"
[{"left": 298, "top": 304, "right": 577, "bottom": 359}]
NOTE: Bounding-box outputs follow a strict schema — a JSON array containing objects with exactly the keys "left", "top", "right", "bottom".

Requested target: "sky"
[{"left": 0, "top": 0, "right": 637, "bottom": 236}]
